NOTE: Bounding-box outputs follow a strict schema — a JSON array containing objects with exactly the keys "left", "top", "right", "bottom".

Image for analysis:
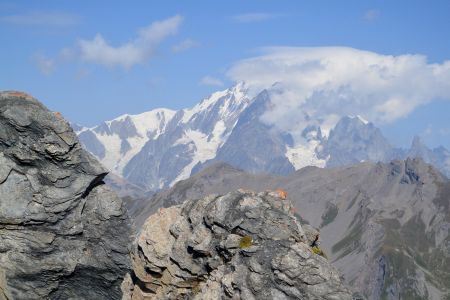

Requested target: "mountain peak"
[
  {"left": 230, "top": 80, "right": 248, "bottom": 92},
  {"left": 339, "top": 115, "right": 371, "bottom": 128},
  {"left": 77, "top": 85, "right": 450, "bottom": 192},
  {"left": 321, "top": 115, "right": 395, "bottom": 167},
  {"left": 181, "top": 82, "right": 251, "bottom": 124},
  {"left": 352, "top": 114, "right": 369, "bottom": 124},
  {"left": 407, "top": 135, "right": 435, "bottom": 165}
]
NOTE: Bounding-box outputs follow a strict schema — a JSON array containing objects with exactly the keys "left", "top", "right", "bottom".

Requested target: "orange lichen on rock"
[
  {"left": 7, "top": 91, "right": 32, "bottom": 98},
  {"left": 276, "top": 189, "right": 288, "bottom": 200},
  {"left": 53, "top": 112, "right": 63, "bottom": 119}
]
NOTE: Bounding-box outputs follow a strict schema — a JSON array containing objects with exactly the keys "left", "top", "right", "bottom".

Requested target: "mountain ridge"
[
  {"left": 76, "top": 83, "right": 450, "bottom": 193},
  {"left": 128, "top": 158, "right": 450, "bottom": 299}
]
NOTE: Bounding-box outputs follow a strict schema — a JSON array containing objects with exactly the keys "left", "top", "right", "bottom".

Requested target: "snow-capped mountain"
[
  {"left": 77, "top": 82, "right": 252, "bottom": 190},
  {"left": 77, "top": 82, "right": 450, "bottom": 192},
  {"left": 318, "top": 115, "right": 404, "bottom": 167},
  {"left": 77, "top": 108, "right": 175, "bottom": 174},
  {"left": 194, "top": 89, "right": 297, "bottom": 175}
]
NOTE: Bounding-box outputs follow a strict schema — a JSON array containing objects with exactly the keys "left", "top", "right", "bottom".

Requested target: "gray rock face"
[
  {"left": 319, "top": 116, "right": 402, "bottom": 167},
  {"left": 196, "top": 90, "right": 296, "bottom": 176},
  {"left": 123, "top": 190, "right": 353, "bottom": 299},
  {"left": 0, "top": 91, "right": 131, "bottom": 299}
]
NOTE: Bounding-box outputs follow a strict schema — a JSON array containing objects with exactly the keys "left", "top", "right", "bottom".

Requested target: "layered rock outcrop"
[
  {"left": 123, "top": 189, "right": 353, "bottom": 299},
  {"left": 0, "top": 91, "right": 131, "bottom": 299}
]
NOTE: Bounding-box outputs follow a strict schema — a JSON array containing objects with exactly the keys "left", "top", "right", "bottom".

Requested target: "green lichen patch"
[
  {"left": 239, "top": 235, "right": 253, "bottom": 249},
  {"left": 311, "top": 246, "right": 328, "bottom": 259}
]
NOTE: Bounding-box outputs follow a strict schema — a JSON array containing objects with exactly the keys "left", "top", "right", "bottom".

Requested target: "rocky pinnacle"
[
  {"left": 122, "top": 189, "right": 354, "bottom": 299},
  {"left": 0, "top": 91, "right": 131, "bottom": 299}
]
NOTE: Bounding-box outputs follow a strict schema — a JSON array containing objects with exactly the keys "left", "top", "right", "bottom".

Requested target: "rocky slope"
[
  {"left": 77, "top": 83, "right": 450, "bottom": 193},
  {"left": 122, "top": 190, "right": 355, "bottom": 299},
  {"left": 131, "top": 160, "right": 450, "bottom": 299},
  {"left": 0, "top": 91, "right": 131, "bottom": 299},
  {"left": 318, "top": 116, "right": 403, "bottom": 167}
]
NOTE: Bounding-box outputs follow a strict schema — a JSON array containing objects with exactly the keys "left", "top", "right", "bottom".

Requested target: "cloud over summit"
[{"left": 227, "top": 47, "right": 450, "bottom": 137}]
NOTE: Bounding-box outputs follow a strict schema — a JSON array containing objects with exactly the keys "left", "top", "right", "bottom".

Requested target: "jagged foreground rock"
[
  {"left": 133, "top": 160, "right": 450, "bottom": 299},
  {"left": 0, "top": 91, "right": 131, "bottom": 299},
  {"left": 122, "top": 190, "right": 354, "bottom": 299}
]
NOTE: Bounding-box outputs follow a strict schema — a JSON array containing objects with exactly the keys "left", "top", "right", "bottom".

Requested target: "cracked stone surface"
[
  {"left": 123, "top": 190, "right": 354, "bottom": 299},
  {"left": 0, "top": 91, "right": 131, "bottom": 299}
]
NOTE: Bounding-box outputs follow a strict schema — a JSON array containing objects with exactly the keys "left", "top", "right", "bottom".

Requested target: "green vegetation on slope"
[{"left": 321, "top": 202, "right": 338, "bottom": 228}]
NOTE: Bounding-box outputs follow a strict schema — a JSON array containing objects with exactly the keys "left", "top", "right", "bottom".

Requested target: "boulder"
[{"left": 0, "top": 91, "right": 131, "bottom": 299}]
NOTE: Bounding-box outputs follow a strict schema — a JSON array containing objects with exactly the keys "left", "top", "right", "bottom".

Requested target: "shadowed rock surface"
[
  {"left": 122, "top": 190, "right": 354, "bottom": 299},
  {"left": 0, "top": 91, "right": 131, "bottom": 299}
]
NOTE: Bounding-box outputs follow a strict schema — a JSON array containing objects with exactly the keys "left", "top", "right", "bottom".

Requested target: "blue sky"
[{"left": 1, "top": 1, "right": 450, "bottom": 148}]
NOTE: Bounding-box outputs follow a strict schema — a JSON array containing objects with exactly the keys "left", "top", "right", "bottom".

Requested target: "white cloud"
[
  {"left": 364, "top": 9, "right": 380, "bottom": 21},
  {"left": 0, "top": 11, "right": 79, "bottom": 27},
  {"left": 200, "top": 76, "right": 224, "bottom": 87},
  {"left": 232, "top": 13, "right": 279, "bottom": 23},
  {"left": 33, "top": 54, "right": 55, "bottom": 75},
  {"left": 77, "top": 15, "right": 183, "bottom": 68},
  {"left": 227, "top": 47, "right": 450, "bottom": 139},
  {"left": 172, "top": 39, "right": 199, "bottom": 52}
]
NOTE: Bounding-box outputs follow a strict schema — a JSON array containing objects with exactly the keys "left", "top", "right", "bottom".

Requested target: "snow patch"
[
  {"left": 94, "top": 133, "right": 122, "bottom": 172},
  {"left": 181, "top": 82, "right": 249, "bottom": 124},
  {"left": 285, "top": 140, "right": 327, "bottom": 169},
  {"left": 348, "top": 115, "right": 369, "bottom": 125},
  {"left": 171, "top": 128, "right": 224, "bottom": 185},
  {"left": 181, "top": 89, "right": 228, "bottom": 123},
  {"left": 131, "top": 109, "right": 175, "bottom": 137},
  {"left": 81, "top": 108, "right": 176, "bottom": 174}
]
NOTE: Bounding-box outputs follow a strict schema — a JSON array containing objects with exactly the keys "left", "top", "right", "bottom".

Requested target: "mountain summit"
[{"left": 77, "top": 84, "right": 450, "bottom": 192}]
